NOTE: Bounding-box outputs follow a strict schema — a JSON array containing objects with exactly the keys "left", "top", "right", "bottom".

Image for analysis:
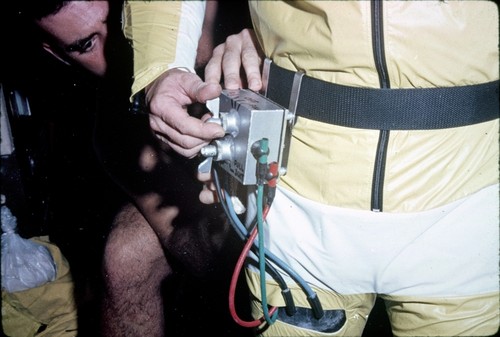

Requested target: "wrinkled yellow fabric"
[
  {"left": 250, "top": 1, "right": 498, "bottom": 88},
  {"left": 246, "top": 271, "right": 500, "bottom": 337},
  {"left": 122, "top": 1, "right": 182, "bottom": 97},
  {"left": 283, "top": 118, "right": 499, "bottom": 212},
  {"left": 2, "top": 237, "right": 78, "bottom": 337},
  {"left": 248, "top": 1, "right": 500, "bottom": 212},
  {"left": 246, "top": 270, "right": 375, "bottom": 336},
  {"left": 381, "top": 292, "right": 500, "bottom": 337}
]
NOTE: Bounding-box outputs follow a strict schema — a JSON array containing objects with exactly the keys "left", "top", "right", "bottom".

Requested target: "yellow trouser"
[
  {"left": 247, "top": 271, "right": 500, "bottom": 337},
  {"left": 2, "top": 237, "right": 78, "bottom": 337}
]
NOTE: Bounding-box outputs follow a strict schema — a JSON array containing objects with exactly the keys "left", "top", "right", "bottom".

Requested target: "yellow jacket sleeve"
[{"left": 122, "top": 1, "right": 206, "bottom": 97}]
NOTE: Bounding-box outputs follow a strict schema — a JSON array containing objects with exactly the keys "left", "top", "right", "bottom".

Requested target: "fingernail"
[{"left": 249, "top": 79, "right": 261, "bottom": 90}]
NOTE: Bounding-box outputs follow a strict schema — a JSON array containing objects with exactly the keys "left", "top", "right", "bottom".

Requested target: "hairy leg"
[{"left": 101, "top": 203, "right": 173, "bottom": 337}]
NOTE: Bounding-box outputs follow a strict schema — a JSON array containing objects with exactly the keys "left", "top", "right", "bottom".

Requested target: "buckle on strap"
[{"left": 263, "top": 60, "right": 499, "bottom": 130}]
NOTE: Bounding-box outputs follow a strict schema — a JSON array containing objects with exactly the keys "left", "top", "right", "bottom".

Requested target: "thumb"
[{"left": 193, "top": 81, "right": 222, "bottom": 104}]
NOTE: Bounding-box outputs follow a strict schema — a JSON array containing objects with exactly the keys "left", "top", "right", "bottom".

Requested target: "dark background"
[{"left": 0, "top": 2, "right": 391, "bottom": 336}]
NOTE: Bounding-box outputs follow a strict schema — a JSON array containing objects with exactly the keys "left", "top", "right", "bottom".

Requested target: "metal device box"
[{"left": 202, "top": 89, "right": 289, "bottom": 185}]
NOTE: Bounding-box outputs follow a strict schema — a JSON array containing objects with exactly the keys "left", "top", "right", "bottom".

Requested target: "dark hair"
[{"left": 16, "top": 0, "right": 68, "bottom": 21}]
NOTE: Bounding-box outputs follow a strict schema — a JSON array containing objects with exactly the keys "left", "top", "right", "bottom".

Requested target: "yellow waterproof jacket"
[
  {"left": 248, "top": 1, "right": 499, "bottom": 212},
  {"left": 124, "top": 1, "right": 499, "bottom": 212}
]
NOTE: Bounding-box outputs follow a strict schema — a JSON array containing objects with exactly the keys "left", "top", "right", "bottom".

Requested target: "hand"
[
  {"left": 205, "top": 28, "right": 264, "bottom": 91},
  {"left": 146, "top": 68, "right": 225, "bottom": 158}
]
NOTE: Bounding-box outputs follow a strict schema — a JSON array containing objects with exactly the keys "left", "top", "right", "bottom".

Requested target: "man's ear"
[{"left": 42, "top": 42, "right": 71, "bottom": 65}]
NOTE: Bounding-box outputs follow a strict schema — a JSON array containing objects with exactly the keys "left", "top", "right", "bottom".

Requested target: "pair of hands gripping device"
[{"left": 198, "top": 59, "right": 324, "bottom": 327}]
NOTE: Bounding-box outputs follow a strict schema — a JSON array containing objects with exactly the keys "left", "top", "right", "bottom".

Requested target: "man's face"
[{"left": 36, "top": 1, "right": 109, "bottom": 77}]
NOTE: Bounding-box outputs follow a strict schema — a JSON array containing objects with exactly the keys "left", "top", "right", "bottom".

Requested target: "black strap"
[{"left": 266, "top": 63, "right": 499, "bottom": 130}]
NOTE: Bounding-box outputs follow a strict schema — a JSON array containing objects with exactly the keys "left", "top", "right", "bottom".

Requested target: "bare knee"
[{"left": 103, "top": 203, "right": 171, "bottom": 288}]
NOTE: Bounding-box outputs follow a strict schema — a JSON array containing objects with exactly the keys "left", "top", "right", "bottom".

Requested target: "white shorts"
[{"left": 247, "top": 184, "right": 499, "bottom": 297}]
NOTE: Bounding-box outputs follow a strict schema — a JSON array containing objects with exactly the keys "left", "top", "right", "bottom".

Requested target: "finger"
[
  {"left": 149, "top": 115, "right": 205, "bottom": 146},
  {"left": 199, "top": 186, "right": 219, "bottom": 204},
  {"left": 150, "top": 116, "right": 212, "bottom": 158},
  {"left": 240, "top": 29, "right": 263, "bottom": 91},
  {"left": 221, "top": 34, "right": 245, "bottom": 89},
  {"left": 197, "top": 171, "right": 212, "bottom": 182},
  {"left": 170, "top": 143, "right": 206, "bottom": 158},
  {"left": 193, "top": 81, "right": 222, "bottom": 105},
  {"left": 149, "top": 96, "right": 224, "bottom": 141},
  {"left": 205, "top": 43, "right": 225, "bottom": 85},
  {"left": 164, "top": 138, "right": 208, "bottom": 159}
]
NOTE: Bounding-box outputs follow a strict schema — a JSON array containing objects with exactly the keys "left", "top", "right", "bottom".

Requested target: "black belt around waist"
[{"left": 265, "top": 62, "right": 499, "bottom": 130}]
